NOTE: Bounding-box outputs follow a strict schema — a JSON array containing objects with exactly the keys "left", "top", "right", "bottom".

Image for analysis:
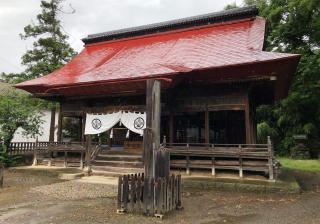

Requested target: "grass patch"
[{"left": 278, "top": 158, "right": 320, "bottom": 173}]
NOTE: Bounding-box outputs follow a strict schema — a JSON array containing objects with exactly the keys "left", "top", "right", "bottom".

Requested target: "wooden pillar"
[
  {"left": 169, "top": 108, "right": 174, "bottom": 147},
  {"left": 49, "top": 107, "right": 56, "bottom": 142},
  {"left": 245, "top": 93, "right": 251, "bottom": 145},
  {"left": 146, "top": 79, "right": 161, "bottom": 178},
  {"left": 57, "top": 104, "right": 63, "bottom": 142},
  {"left": 84, "top": 108, "right": 92, "bottom": 175},
  {"left": 82, "top": 112, "right": 86, "bottom": 142},
  {"left": 239, "top": 155, "right": 243, "bottom": 179},
  {"left": 205, "top": 98, "right": 209, "bottom": 144},
  {"left": 78, "top": 118, "right": 82, "bottom": 142},
  {"left": 48, "top": 151, "right": 52, "bottom": 167},
  {"left": 64, "top": 152, "right": 67, "bottom": 167},
  {"left": 186, "top": 155, "right": 190, "bottom": 175},
  {"left": 211, "top": 155, "right": 215, "bottom": 177},
  {"left": 32, "top": 137, "right": 38, "bottom": 166},
  {"left": 250, "top": 111, "right": 255, "bottom": 145},
  {"left": 225, "top": 111, "right": 229, "bottom": 144},
  {"left": 80, "top": 152, "right": 84, "bottom": 169},
  {"left": 108, "top": 131, "right": 112, "bottom": 149},
  {"left": 252, "top": 110, "right": 257, "bottom": 144}
]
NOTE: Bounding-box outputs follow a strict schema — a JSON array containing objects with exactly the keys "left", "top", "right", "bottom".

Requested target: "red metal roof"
[{"left": 14, "top": 16, "right": 300, "bottom": 99}]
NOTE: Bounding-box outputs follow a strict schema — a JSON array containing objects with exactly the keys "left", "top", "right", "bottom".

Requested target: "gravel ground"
[
  {"left": 30, "top": 181, "right": 118, "bottom": 199},
  {"left": 1, "top": 168, "right": 320, "bottom": 224}
]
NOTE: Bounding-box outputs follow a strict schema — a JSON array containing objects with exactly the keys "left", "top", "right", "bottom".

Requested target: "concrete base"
[
  {"left": 82, "top": 166, "right": 92, "bottom": 177},
  {"left": 59, "top": 173, "right": 84, "bottom": 180},
  {"left": 181, "top": 168, "right": 300, "bottom": 194}
]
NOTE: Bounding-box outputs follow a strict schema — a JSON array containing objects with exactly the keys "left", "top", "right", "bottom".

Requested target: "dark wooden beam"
[
  {"left": 57, "top": 104, "right": 63, "bottom": 142},
  {"left": 205, "top": 98, "right": 209, "bottom": 144},
  {"left": 82, "top": 112, "right": 86, "bottom": 142},
  {"left": 78, "top": 118, "right": 82, "bottom": 142},
  {"left": 49, "top": 107, "right": 56, "bottom": 142},
  {"left": 245, "top": 93, "right": 251, "bottom": 144},
  {"left": 252, "top": 109, "right": 257, "bottom": 144},
  {"left": 250, "top": 110, "right": 254, "bottom": 145},
  {"left": 169, "top": 107, "right": 174, "bottom": 145},
  {"left": 84, "top": 108, "right": 92, "bottom": 175}
]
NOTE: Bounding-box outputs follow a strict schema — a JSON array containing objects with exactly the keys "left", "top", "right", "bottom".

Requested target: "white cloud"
[{"left": 0, "top": 0, "right": 243, "bottom": 74}]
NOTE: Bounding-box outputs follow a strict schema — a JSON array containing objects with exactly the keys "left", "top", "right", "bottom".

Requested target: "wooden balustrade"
[
  {"left": 0, "top": 142, "right": 36, "bottom": 155},
  {"left": 167, "top": 137, "right": 276, "bottom": 180}
]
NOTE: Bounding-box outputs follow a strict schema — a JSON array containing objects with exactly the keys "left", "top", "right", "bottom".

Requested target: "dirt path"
[{"left": 0, "top": 169, "right": 319, "bottom": 224}]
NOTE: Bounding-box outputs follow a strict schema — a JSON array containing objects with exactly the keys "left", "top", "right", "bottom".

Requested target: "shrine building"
[{"left": 13, "top": 5, "right": 300, "bottom": 179}]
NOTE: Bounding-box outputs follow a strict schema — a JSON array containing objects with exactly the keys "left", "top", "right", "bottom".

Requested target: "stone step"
[
  {"left": 92, "top": 160, "right": 144, "bottom": 168},
  {"left": 99, "top": 151, "right": 142, "bottom": 155},
  {"left": 95, "top": 155, "right": 142, "bottom": 162},
  {"left": 91, "top": 166, "right": 144, "bottom": 175}
]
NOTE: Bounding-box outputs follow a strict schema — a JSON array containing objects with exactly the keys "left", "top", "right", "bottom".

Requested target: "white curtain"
[
  {"left": 84, "top": 111, "right": 147, "bottom": 135},
  {"left": 84, "top": 112, "right": 122, "bottom": 135},
  {"left": 121, "top": 112, "right": 146, "bottom": 136}
]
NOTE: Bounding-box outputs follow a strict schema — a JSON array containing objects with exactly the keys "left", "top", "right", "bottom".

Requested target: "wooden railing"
[
  {"left": 117, "top": 173, "right": 182, "bottom": 217},
  {"left": 0, "top": 142, "right": 36, "bottom": 155},
  {"left": 33, "top": 141, "right": 101, "bottom": 168},
  {"left": 165, "top": 137, "right": 276, "bottom": 180}
]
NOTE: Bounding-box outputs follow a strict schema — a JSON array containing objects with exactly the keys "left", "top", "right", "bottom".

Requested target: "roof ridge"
[{"left": 82, "top": 5, "right": 258, "bottom": 44}]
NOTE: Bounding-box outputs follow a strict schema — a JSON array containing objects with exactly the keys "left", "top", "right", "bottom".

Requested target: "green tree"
[
  {"left": 62, "top": 117, "right": 80, "bottom": 142},
  {"left": 224, "top": 1, "right": 320, "bottom": 157},
  {"left": 224, "top": 2, "right": 239, "bottom": 10},
  {"left": 0, "top": 89, "right": 44, "bottom": 165},
  {"left": 7, "top": 0, "right": 77, "bottom": 83}
]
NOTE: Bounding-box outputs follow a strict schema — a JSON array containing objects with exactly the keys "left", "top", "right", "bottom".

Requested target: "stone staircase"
[{"left": 91, "top": 149, "right": 144, "bottom": 175}]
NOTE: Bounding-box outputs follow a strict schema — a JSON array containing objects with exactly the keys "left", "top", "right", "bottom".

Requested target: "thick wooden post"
[
  {"left": 108, "top": 130, "right": 112, "bottom": 149},
  {"left": 252, "top": 110, "right": 257, "bottom": 144},
  {"left": 82, "top": 112, "right": 86, "bottom": 142},
  {"left": 64, "top": 152, "right": 67, "bottom": 167},
  {"left": 268, "top": 136, "right": 274, "bottom": 180},
  {"left": 205, "top": 98, "right": 209, "bottom": 144},
  {"left": 250, "top": 110, "right": 254, "bottom": 145},
  {"left": 245, "top": 93, "right": 251, "bottom": 145},
  {"left": 84, "top": 108, "right": 92, "bottom": 175},
  {"left": 146, "top": 79, "right": 161, "bottom": 178},
  {"left": 211, "top": 155, "right": 215, "bottom": 177},
  {"left": 48, "top": 151, "right": 52, "bottom": 167},
  {"left": 186, "top": 155, "right": 190, "bottom": 175},
  {"left": 117, "top": 176, "right": 122, "bottom": 210},
  {"left": 169, "top": 107, "right": 174, "bottom": 147},
  {"left": 57, "top": 104, "right": 63, "bottom": 142},
  {"left": 78, "top": 118, "right": 82, "bottom": 142},
  {"left": 49, "top": 107, "right": 56, "bottom": 142},
  {"left": 80, "top": 152, "right": 84, "bottom": 169},
  {"left": 32, "top": 137, "right": 38, "bottom": 166}
]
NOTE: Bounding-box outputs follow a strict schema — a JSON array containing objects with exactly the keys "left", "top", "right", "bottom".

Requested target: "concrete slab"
[
  {"left": 59, "top": 173, "right": 84, "bottom": 180},
  {"left": 9, "top": 166, "right": 300, "bottom": 194},
  {"left": 181, "top": 168, "right": 301, "bottom": 194},
  {"left": 8, "top": 165, "right": 82, "bottom": 175},
  {"left": 72, "top": 176, "right": 118, "bottom": 185}
]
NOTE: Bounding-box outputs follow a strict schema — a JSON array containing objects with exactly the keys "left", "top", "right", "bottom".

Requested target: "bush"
[{"left": 0, "top": 145, "right": 21, "bottom": 167}]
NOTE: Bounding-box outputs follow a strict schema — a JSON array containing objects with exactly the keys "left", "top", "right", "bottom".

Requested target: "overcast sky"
[{"left": 0, "top": 0, "right": 243, "bottom": 74}]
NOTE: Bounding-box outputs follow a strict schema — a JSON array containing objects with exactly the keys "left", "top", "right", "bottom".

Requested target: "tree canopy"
[
  {"left": 0, "top": 86, "right": 44, "bottom": 165},
  {"left": 227, "top": 0, "right": 320, "bottom": 157},
  {"left": 1, "top": 0, "right": 77, "bottom": 84}
]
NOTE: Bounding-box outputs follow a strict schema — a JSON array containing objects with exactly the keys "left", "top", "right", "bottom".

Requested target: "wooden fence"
[
  {"left": 0, "top": 142, "right": 35, "bottom": 155},
  {"left": 117, "top": 173, "right": 182, "bottom": 217}
]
